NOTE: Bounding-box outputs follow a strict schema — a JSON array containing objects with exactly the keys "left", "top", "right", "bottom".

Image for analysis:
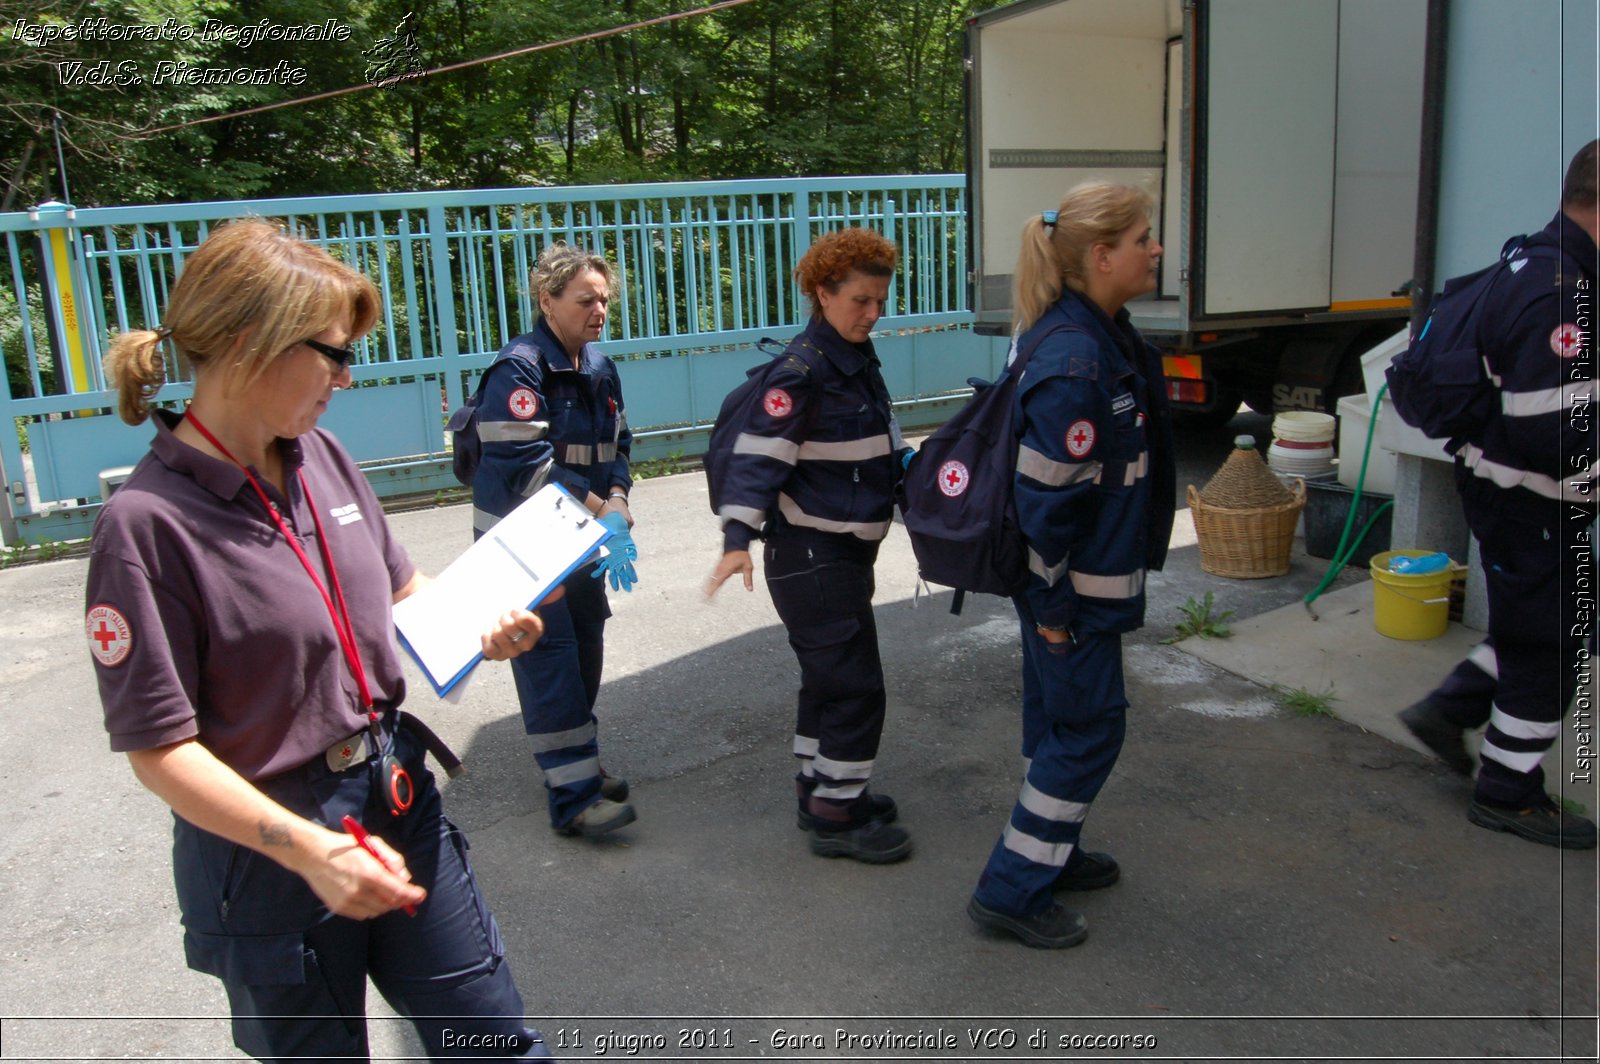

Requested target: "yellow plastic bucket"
[{"left": 1369, "top": 549, "right": 1453, "bottom": 640}]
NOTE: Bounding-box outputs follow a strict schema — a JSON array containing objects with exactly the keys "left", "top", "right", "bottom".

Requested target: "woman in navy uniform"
[
  {"left": 706, "top": 228, "right": 913, "bottom": 864},
  {"left": 470, "top": 244, "right": 639, "bottom": 838},
  {"left": 966, "top": 184, "right": 1175, "bottom": 947},
  {"left": 86, "top": 219, "right": 555, "bottom": 1059}
]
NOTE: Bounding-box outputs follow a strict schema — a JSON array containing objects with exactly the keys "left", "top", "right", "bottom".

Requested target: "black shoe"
[
  {"left": 1053, "top": 849, "right": 1120, "bottom": 892},
  {"left": 797, "top": 791, "right": 898, "bottom": 831},
  {"left": 967, "top": 896, "right": 1088, "bottom": 949},
  {"left": 1399, "top": 699, "right": 1473, "bottom": 776},
  {"left": 556, "top": 799, "right": 637, "bottom": 838},
  {"left": 599, "top": 770, "right": 630, "bottom": 803},
  {"left": 1468, "top": 795, "right": 1597, "bottom": 849},
  {"left": 809, "top": 819, "right": 912, "bottom": 864}
]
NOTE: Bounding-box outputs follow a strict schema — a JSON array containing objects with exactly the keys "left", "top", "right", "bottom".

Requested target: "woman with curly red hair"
[{"left": 706, "top": 227, "right": 913, "bottom": 864}]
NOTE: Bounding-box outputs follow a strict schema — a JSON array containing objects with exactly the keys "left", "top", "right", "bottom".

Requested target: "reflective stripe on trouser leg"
[
  {"left": 975, "top": 624, "right": 1128, "bottom": 917},
  {"left": 765, "top": 534, "right": 886, "bottom": 826},
  {"left": 1426, "top": 640, "right": 1498, "bottom": 729},
  {"left": 510, "top": 586, "right": 604, "bottom": 828},
  {"left": 1470, "top": 502, "right": 1581, "bottom": 806}
]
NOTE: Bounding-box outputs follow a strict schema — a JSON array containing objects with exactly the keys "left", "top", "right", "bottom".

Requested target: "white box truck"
[{"left": 967, "top": 0, "right": 1428, "bottom": 424}]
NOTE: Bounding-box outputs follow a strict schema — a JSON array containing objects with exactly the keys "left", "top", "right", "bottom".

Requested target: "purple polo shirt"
[{"left": 85, "top": 410, "right": 416, "bottom": 780}]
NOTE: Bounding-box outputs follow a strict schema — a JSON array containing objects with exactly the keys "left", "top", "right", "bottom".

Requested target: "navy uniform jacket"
[
  {"left": 1012, "top": 288, "right": 1176, "bottom": 636},
  {"left": 717, "top": 318, "right": 908, "bottom": 552},
  {"left": 1457, "top": 211, "right": 1597, "bottom": 517},
  {"left": 471, "top": 320, "right": 632, "bottom": 536}
]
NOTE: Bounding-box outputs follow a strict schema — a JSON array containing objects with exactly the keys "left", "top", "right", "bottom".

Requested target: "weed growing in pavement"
[
  {"left": 1161, "top": 591, "right": 1235, "bottom": 644},
  {"left": 1278, "top": 684, "right": 1338, "bottom": 717},
  {"left": 632, "top": 450, "right": 686, "bottom": 480}
]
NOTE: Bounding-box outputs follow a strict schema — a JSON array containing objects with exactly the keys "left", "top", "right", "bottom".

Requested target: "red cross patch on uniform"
[
  {"left": 1065, "top": 420, "right": 1096, "bottom": 458},
  {"left": 763, "top": 388, "right": 793, "bottom": 418},
  {"left": 1551, "top": 323, "right": 1583, "bottom": 359},
  {"left": 938, "top": 460, "right": 970, "bottom": 497},
  {"left": 86, "top": 604, "right": 132, "bottom": 668},
  {"left": 508, "top": 388, "right": 539, "bottom": 420}
]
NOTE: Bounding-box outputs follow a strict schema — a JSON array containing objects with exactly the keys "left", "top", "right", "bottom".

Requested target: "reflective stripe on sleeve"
[
  {"left": 1016, "top": 443, "right": 1101, "bottom": 487},
  {"left": 733, "top": 432, "right": 801, "bottom": 465},
  {"left": 719, "top": 504, "right": 769, "bottom": 531},
  {"left": 1500, "top": 381, "right": 1593, "bottom": 418},
  {"left": 518, "top": 458, "right": 556, "bottom": 498},
  {"left": 793, "top": 735, "right": 820, "bottom": 758},
  {"left": 479, "top": 420, "right": 550, "bottom": 442},
  {"left": 472, "top": 506, "right": 503, "bottom": 535},
  {"left": 1028, "top": 547, "right": 1069, "bottom": 587},
  {"left": 1069, "top": 569, "right": 1146, "bottom": 599},
  {"left": 777, "top": 494, "right": 891, "bottom": 539}
]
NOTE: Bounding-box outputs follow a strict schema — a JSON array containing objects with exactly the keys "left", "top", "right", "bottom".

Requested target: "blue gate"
[{"left": 0, "top": 176, "right": 1006, "bottom": 546}]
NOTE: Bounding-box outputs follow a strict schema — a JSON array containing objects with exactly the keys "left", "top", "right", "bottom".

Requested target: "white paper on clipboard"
[{"left": 393, "top": 484, "right": 610, "bottom": 696}]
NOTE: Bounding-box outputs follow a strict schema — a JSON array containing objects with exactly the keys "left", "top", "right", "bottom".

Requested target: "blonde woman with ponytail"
[
  {"left": 88, "top": 220, "right": 557, "bottom": 1060},
  {"left": 967, "top": 184, "right": 1177, "bottom": 949}
]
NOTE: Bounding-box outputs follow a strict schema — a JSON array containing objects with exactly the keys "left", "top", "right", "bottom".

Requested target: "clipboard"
[{"left": 393, "top": 484, "right": 612, "bottom": 696}]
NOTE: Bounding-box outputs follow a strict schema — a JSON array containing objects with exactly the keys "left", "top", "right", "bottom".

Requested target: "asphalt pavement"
[{"left": 0, "top": 416, "right": 1594, "bottom": 1063}]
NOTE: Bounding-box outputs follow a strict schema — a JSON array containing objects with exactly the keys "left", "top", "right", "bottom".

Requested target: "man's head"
[{"left": 1562, "top": 139, "right": 1598, "bottom": 241}]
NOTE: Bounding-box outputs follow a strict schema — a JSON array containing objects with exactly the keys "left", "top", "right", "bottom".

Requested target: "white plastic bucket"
[{"left": 1269, "top": 411, "right": 1337, "bottom": 480}]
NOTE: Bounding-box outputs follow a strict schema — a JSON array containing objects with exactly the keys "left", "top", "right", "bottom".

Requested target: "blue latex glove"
[
  {"left": 900, "top": 449, "right": 915, "bottom": 471},
  {"left": 592, "top": 511, "right": 639, "bottom": 592}
]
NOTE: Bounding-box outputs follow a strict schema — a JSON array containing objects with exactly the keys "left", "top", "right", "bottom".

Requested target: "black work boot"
[
  {"left": 1052, "top": 849, "right": 1120, "bottom": 892},
  {"left": 1468, "top": 794, "right": 1597, "bottom": 849},
  {"left": 967, "top": 896, "right": 1088, "bottom": 949},
  {"left": 796, "top": 783, "right": 897, "bottom": 831},
  {"left": 809, "top": 818, "right": 912, "bottom": 863},
  {"left": 1399, "top": 698, "right": 1474, "bottom": 776}
]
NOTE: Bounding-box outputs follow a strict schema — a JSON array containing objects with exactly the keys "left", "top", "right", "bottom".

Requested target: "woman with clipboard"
[{"left": 85, "top": 219, "right": 556, "bottom": 1060}]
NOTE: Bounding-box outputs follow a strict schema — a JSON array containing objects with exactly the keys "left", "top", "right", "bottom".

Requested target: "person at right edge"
[
  {"left": 967, "top": 183, "right": 1175, "bottom": 948},
  {"left": 1398, "top": 140, "right": 1598, "bottom": 849}
]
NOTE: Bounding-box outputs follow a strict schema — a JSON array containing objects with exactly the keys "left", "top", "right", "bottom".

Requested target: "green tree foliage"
[{"left": 1, "top": 0, "right": 983, "bottom": 208}]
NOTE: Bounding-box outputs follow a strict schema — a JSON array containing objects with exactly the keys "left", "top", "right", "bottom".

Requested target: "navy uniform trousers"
[
  {"left": 975, "top": 612, "right": 1127, "bottom": 918},
  {"left": 1424, "top": 481, "right": 1589, "bottom": 805},
  {"left": 763, "top": 527, "right": 887, "bottom": 826},
  {"left": 510, "top": 563, "right": 611, "bottom": 828},
  {"left": 174, "top": 722, "right": 550, "bottom": 1062}
]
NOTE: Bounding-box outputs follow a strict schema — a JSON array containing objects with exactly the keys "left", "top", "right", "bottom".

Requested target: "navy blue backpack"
[
  {"left": 897, "top": 325, "right": 1075, "bottom": 612},
  {"left": 1386, "top": 236, "right": 1558, "bottom": 452}
]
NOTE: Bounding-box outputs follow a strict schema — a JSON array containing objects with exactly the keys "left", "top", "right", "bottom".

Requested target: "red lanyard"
[{"left": 185, "top": 410, "right": 374, "bottom": 711}]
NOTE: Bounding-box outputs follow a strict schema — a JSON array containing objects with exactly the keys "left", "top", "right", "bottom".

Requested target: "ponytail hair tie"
[
  {"left": 153, "top": 324, "right": 173, "bottom": 341},
  {"left": 1041, "top": 210, "right": 1058, "bottom": 228}
]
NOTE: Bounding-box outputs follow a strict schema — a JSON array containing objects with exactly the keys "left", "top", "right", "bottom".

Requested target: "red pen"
[{"left": 341, "top": 814, "right": 418, "bottom": 916}]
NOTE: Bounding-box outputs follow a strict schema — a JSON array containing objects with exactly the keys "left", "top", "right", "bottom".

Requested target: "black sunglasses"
[{"left": 302, "top": 338, "right": 358, "bottom": 369}]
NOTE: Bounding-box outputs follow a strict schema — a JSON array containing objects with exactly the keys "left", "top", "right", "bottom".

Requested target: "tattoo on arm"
[{"left": 258, "top": 821, "right": 293, "bottom": 849}]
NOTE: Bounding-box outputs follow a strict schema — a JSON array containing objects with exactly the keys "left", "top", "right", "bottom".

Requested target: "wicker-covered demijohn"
[{"left": 1187, "top": 435, "right": 1305, "bottom": 579}]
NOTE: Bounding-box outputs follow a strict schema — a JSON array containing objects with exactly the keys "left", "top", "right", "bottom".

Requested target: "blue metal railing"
[{"left": 0, "top": 175, "right": 999, "bottom": 545}]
